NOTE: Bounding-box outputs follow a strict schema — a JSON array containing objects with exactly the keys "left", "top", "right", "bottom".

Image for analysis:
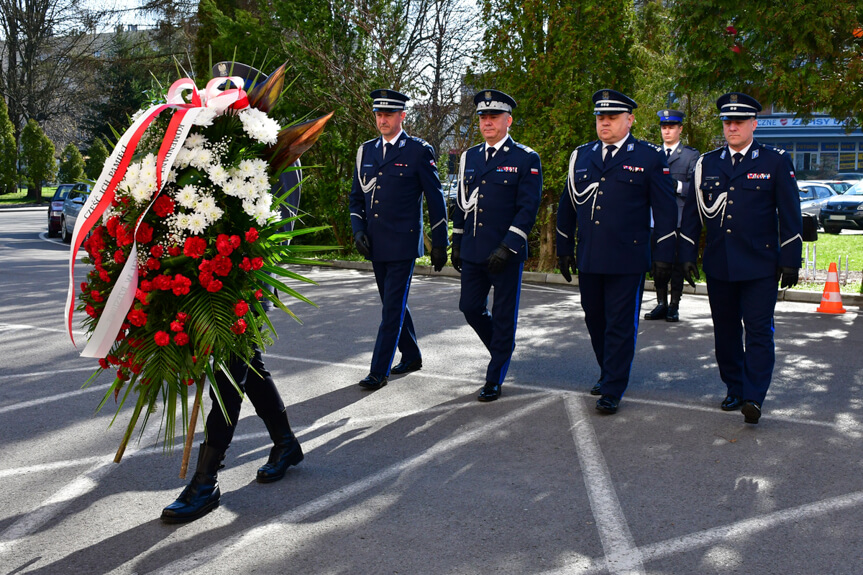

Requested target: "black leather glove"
[
  {"left": 558, "top": 255, "right": 576, "bottom": 283},
  {"left": 682, "top": 261, "right": 699, "bottom": 288},
  {"left": 451, "top": 245, "right": 462, "bottom": 273},
  {"left": 430, "top": 246, "right": 447, "bottom": 272},
  {"left": 651, "top": 261, "right": 672, "bottom": 288},
  {"left": 487, "top": 244, "right": 512, "bottom": 274},
  {"left": 354, "top": 231, "right": 371, "bottom": 259},
  {"left": 777, "top": 266, "right": 799, "bottom": 289}
]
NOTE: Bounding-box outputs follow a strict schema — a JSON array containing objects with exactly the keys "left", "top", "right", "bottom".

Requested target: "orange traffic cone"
[{"left": 816, "top": 262, "right": 846, "bottom": 314}]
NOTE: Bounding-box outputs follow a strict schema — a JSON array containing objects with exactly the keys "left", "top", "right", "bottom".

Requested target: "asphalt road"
[{"left": 1, "top": 210, "right": 863, "bottom": 575}]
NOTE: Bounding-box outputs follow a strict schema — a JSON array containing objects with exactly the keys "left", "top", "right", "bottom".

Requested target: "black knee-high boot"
[
  {"left": 644, "top": 285, "right": 668, "bottom": 320},
  {"left": 257, "top": 409, "right": 304, "bottom": 483},
  {"left": 161, "top": 443, "right": 224, "bottom": 523}
]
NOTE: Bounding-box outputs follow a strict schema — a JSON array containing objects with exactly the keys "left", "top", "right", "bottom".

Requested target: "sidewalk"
[{"left": 323, "top": 258, "right": 863, "bottom": 306}]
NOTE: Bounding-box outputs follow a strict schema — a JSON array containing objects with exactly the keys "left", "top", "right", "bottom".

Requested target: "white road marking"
[
  {"left": 565, "top": 394, "right": 645, "bottom": 575},
  {"left": 0, "top": 366, "right": 95, "bottom": 382},
  {"left": 144, "top": 395, "right": 559, "bottom": 575},
  {"left": 0, "top": 383, "right": 110, "bottom": 415}
]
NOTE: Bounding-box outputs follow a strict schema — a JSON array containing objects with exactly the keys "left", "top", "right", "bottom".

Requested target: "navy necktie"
[
  {"left": 603, "top": 145, "right": 617, "bottom": 165},
  {"left": 486, "top": 146, "right": 496, "bottom": 163},
  {"left": 383, "top": 142, "right": 392, "bottom": 158},
  {"left": 733, "top": 152, "right": 743, "bottom": 167}
]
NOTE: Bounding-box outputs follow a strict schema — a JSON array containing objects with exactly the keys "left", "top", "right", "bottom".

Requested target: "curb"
[
  {"left": 318, "top": 259, "right": 863, "bottom": 307},
  {"left": 0, "top": 206, "right": 47, "bottom": 212}
]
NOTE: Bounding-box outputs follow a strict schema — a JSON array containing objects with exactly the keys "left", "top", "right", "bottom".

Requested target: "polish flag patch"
[
  {"left": 662, "top": 167, "right": 670, "bottom": 175},
  {"left": 530, "top": 168, "right": 539, "bottom": 175}
]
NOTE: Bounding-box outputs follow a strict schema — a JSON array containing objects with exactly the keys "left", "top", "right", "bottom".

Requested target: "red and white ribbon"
[{"left": 65, "top": 77, "right": 249, "bottom": 357}]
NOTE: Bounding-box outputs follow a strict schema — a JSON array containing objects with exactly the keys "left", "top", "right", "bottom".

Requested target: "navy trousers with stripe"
[
  {"left": 578, "top": 272, "right": 645, "bottom": 399},
  {"left": 370, "top": 259, "right": 420, "bottom": 377},
  {"left": 459, "top": 259, "right": 524, "bottom": 385}
]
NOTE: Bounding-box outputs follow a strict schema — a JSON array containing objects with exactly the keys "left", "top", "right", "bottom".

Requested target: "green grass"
[{"left": 0, "top": 186, "right": 56, "bottom": 205}]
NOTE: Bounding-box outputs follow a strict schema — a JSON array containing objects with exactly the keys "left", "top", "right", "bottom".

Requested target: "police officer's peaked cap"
[
  {"left": 592, "top": 89, "right": 637, "bottom": 115},
  {"left": 716, "top": 92, "right": 761, "bottom": 120},
  {"left": 474, "top": 89, "right": 516, "bottom": 115},
  {"left": 370, "top": 89, "right": 410, "bottom": 112},
  {"left": 657, "top": 109, "right": 685, "bottom": 124},
  {"left": 212, "top": 62, "right": 268, "bottom": 91}
]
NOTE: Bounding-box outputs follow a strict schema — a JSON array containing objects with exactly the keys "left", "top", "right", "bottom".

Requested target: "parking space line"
[
  {"left": 143, "top": 395, "right": 559, "bottom": 575},
  {"left": 565, "top": 395, "right": 645, "bottom": 575}
]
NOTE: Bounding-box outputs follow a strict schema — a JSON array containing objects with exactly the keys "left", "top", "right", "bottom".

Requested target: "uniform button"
[
  {"left": 503, "top": 180, "right": 508, "bottom": 184},
  {"left": 726, "top": 229, "right": 731, "bottom": 234},
  {"left": 726, "top": 214, "right": 732, "bottom": 219},
  {"left": 728, "top": 200, "right": 734, "bottom": 205},
  {"left": 479, "top": 194, "right": 484, "bottom": 198},
  {"left": 482, "top": 180, "right": 486, "bottom": 184},
  {"left": 374, "top": 200, "right": 379, "bottom": 204},
  {"left": 601, "top": 177, "right": 606, "bottom": 182},
  {"left": 598, "top": 191, "right": 604, "bottom": 195},
  {"left": 478, "top": 208, "right": 483, "bottom": 213},
  {"left": 378, "top": 172, "right": 382, "bottom": 176},
  {"left": 374, "top": 214, "right": 379, "bottom": 218},
  {"left": 756, "top": 186, "right": 761, "bottom": 190},
  {"left": 400, "top": 172, "right": 404, "bottom": 176},
  {"left": 377, "top": 185, "right": 381, "bottom": 189},
  {"left": 729, "top": 186, "right": 735, "bottom": 191},
  {"left": 595, "top": 221, "right": 600, "bottom": 225},
  {"left": 633, "top": 240, "right": 638, "bottom": 244},
  {"left": 478, "top": 223, "right": 484, "bottom": 227},
  {"left": 596, "top": 205, "right": 602, "bottom": 210}
]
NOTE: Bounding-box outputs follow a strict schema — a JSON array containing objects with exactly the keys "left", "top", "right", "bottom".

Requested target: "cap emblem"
[
  {"left": 603, "top": 90, "right": 609, "bottom": 99},
  {"left": 730, "top": 94, "right": 738, "bottom": 103},
  {"left": 485, "top": 91, "right": 492, "bottom": 99},
  {"left": 218, "top": 63, "right": 227, "bottom": 76}
]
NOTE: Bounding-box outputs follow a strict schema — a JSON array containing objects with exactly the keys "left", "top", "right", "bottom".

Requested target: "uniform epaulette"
[
  {"left": 702, "top": 146, "right": 725, "bottom": 159},
  {"left": 468, "top": 142, "right": 484, "bottom": 151},
  {"left": 684, "top": 145, "right": 699, "bottom": 152},
  {"left": 514, "top": 142, "right": 536, "bottom": 154},
  {"left": 410, "top": 135, "right": 431, "bottom": 148},
  {"left": 636, "top": 140, "right": 663, "bottom": 152},
  {"left": 761, "top": 144, "right": 787, "bottom": 156},
  {"left": 577, "top": 141, "right": 596, "bottom": 150},
  {"left": 363, "top": 137, "right": 378, "bottom": 146}
]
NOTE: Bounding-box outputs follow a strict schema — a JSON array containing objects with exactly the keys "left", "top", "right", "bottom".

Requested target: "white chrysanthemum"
[
  {"left": 174, "top": 147, "right": 192, "bottom": 169},
  {"left": 193, "top": 108, "right": 218, "bottom": 127},
  {"left": 186, "top": 212, "right": 208, "bottom": 234},
  {"left": 166, "top": 169, "right": 177, "bottom": 184},
  {"left": 237, "top": 159, "right": 258, "bottom": 180},
  {"left": 189, "top": 147, "right": 213, "bottom": 171},
  {"left": 220, "top": 178, "right": 240, "bottom": 197},
  {"left": 184, "top": 133, "right": 206, "bottom": 149},
  {"left": 236, "top": 180, "right": 259, "bottom": 201},
  {"left": 202, "top": 204, "right": 224, "bottom": 223},
  {"left": 208, "top": 164, "right": 230, "bottom": 187},
  {"left": 196, "top": 195, "right": 217, "bottom": 213},
  {"left": 252, "top": 173, "right": 270, "bottom": 190},
  {"left": 131, "top": 183, "right": 152, "bottom": 204},
  {"left": 177, "top": 185, "right": 199, "bottom": 209},
  {"left": 238, "top": 108, "right": 279, "bottom": 145},
  {"left": 175, "top": 213, "right": 192, "bottom": 230},
  {"left": 242, "top": 199, "right": 257, "bottom": 216}
]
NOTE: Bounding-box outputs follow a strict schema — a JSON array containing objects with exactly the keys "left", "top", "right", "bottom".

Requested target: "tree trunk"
[{"left": 536, "top": 190, "right": 557, "bottom": 272}]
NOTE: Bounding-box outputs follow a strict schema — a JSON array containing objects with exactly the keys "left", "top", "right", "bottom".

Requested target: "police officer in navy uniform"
[
  {"left": 679, "top": 92, "right": 802, "bottom": 424},
  {"left": 644, "top": 109, "right": 700, "bottom": 322},
  {"left": 451, "top": 89, "right": 542, "bottom": 402},
  {"left": 556, "top": 89, "right": 677, "bottom": 414},
  {"left": 349, "top": 89, "right": 448, "bottom": 390}
]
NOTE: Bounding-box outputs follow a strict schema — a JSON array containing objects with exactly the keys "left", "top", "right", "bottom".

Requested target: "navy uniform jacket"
[
  {"left": 349, "top": 132, "right": 448, "bottom": 261},
  {"left": 667, "top": 143, "right": 700, "bottom": 225},
  {"left": 452, "top": 137, "right": 542, "bottom": 262},
  {"left": 556, "top": 134, "right": 678, "bottom": 274},
  {"left": 679, "top": 140, "right": 802, "bottom": 282}
]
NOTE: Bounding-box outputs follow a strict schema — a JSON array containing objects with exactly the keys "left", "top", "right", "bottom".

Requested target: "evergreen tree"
[
  {"left": 20, "top": 119, "right": 57, "bottom": 201},
  {"left": 85, "top": 138, "right": 110, "bottom": 181},
  {"left": 58, "top": 143, "right": 85, "bottom": 183},
  {"left": 0, "top": 97, "right": 17, "bottom": 195}
]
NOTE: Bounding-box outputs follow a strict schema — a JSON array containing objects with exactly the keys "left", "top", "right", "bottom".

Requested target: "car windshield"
[
  {"left": 52, "top": 185, "right": 73, "bottom": 201},
  {"left": 842, "top": 182, "right": 863, "bottom": 196}
]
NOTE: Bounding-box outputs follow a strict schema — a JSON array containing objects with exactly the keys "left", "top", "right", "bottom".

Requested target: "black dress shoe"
[
  {"left": 665, "top": 305, "right": 679, "bottom": 322},
  {"left": 720, "top": 395, "right": 743, "bottom": 411},
  {"left": 391, "top": 357, "right": 422, "bottom": 375},
  {"left": 358, "top": 373, "right": 388, "bottom": 390},
  {"left": 741, "top": 400, "right": 762, "bottom": 424},
  {"left": 595, "top": 395, "right": 620, "bottom": 414},
  {"left": 590, "top": 380, "right": 602, "bottom": 396},
  {"left": 644, "top": 303, "right": 668, "bottom": 320},
  {"left": 477, "top": 382, "right": 501, "bottom": 402}
]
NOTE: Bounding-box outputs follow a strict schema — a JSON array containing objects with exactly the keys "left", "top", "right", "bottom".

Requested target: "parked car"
[
  {"left": 818, "top": 181, "right": 863, "bottom": 234},
  {"left": 47, "top": 184, "right": 75, "bottom": 237},
  {"left": 806, "top": 179, "right": 855, "bottom": 194},
  {"left": 60, "top": 183, "right": 91, "bottom": 243},
  {"left": 797, "top": 181, "right": 837, "bottom": 220},
  {"left": 836, "top": 172, "right": 863, "bottom": 181},
  {"left": 442, "top": 179, "right": 458, "bottom": 210}
]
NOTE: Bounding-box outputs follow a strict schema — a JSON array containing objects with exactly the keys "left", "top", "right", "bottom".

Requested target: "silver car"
[
  {"left": 60, "top": 183, "right": 91, "bottom": 243},
  {"left": 797, "top": 181, "right": 837, "bottom": 221}
]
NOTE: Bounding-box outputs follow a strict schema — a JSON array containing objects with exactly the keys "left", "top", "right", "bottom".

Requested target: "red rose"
[
  {"left": 245, "top": 228, "right": 259, "bottom": 242},
  {"left": 153, "top": 274, "right": 173, "bottom": 291},
  {"left": 168, "top": 246, "right": 181, "bottom": 257},
  {"left": 172, "top": 274, "right": 192, "bottom": 296},
  {"left": 85, "top": 304, "right": 98, "bottom": 318},
  {"left": 206, "top": 279, "right": 223, "bottom": 292},
  {"left": 176, "top": 312, "right": 189, "bottom": 323},
  {"left": 114, "top": 250, "right": 126, "bottom": 264},
  {"left": 239, "top": 257, "right": 252, "bottom": 272},
  {"left": 151, "top": 244, "right": 164, "bottom": 258},
  {"left": 99, "top": 358, "right": 109, "bottom": 369},
  {"left": 136, "top": 222, "right": 154, "bottom": 244},
  {"left": 230, "top": 319, "right": 247, "bottom": 334},
  {"left": 174, "top": 332, "right": 190, "bottom": 346},
  {"left": 154, "top": 331, "right": 171, "bottom": 346},
  {"left": 251, "top": 257, "right": 264, "bottom": 270},
  {"left": 127, "top": 308, "right": 148, "bottom": 327},
  {"left": 153, "top": 195, "right": 175, "bottom": 217},
  {"left": 170, "top": 320, "right": 184, "bottom": 332},
  {"left": 255, "top": 289, "right": 263, "bottom": 300},
  {"left": 216, "top": 234, "right": 234, "bottom": 256},
  {"left": 234, "top": 300, "right": 249, "bottom": 317},
  {"left": 211, "top": 255, "right": 232, "bottom": 277},
  {"left": 184, "top": 236, "right": 207, "bottom": 259}
]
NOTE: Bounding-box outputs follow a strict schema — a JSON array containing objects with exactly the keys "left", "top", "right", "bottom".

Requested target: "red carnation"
[
  {"left": 115, "top": 331, "right": 126, "bottom": 342},
  {"left": 114, "top": 250, "right": 126, "bottom": 264},
  {"left": 136, "top": 222, "right": 154, "bottom": 244},
  {"left": 153, "top": 195, "right": 176, "bottom": 217},
  {"left": 176, "top": 312, "right": 189, "bottom": 323},
  {"left": 211, "top": 255, "right": 233, "bottom": 277},
  {"left": 99, "top": 358, "right": 109, "bottom": 369},
  {"left": 80, "top": 282, "right": 89, "bottom": 292},
  {"left": 216, "top": 234, "right": 234, "bottom": 256},
  {"left": 130, "top": 363, "right": 142, "bottom": 374},
  {"left": 106, "top": 216, "right": 120, "bottom": 237},
  {"left": 168, "top": 246, "right": 181, "bottom": 257},
  {"left": 154, "top": 331, "right": 171, "bottom": 346},
  {"left": 245, "top": 228, "right": 259, "bottom": 242},
  {"left": 198, "top": 271, "right": 213, "bottom": 288},
  {"left": 116, "top": 224, "right": 133, "bottom": 247},
  {"left": 127, "top": 308, "right": 148, "bottom": 327},
  {"left": 239, "top": 257, "right": 252, "bottom": 272},
  {"left": 99, "top": 269, "right": 110, "bottom": 282},
  {"left": 90, "top": 290, "right": 104, "bottom": 303},
  {"left": 170, "top": 320, "right": 184, "bottom": 332},
  {"left": 231, "top": 319, "right": 247, "bottom": 334},
  {"left": 255, "top": 289, "right": 263, "bottom": 300},
  {"left": 184, "top": 236, "right": 207, "bottom": 259},
  {"left": 234, "top": 300, "right": 249, "bottom": 317},
  {"left": 106, "top": 354, "right": 120, "bottom": 365},
  {"left": 230, "top": 235, "right": 241, "bottom": 249},
  {"left": 172, "top": 274, "right": 192, "bottom": 296},
  {"left": 153, "top": 274, "right": 173, "bottom": 291},
  {"left": 206, "top": 279, "right": 224, "bottom": 293},
  {"left": 174, "top": 332, "right": 190, "bottom": 346},
  {"left": 198, "top": 259, "right": 212, "bottom": 273},
  {"left": 146, "top": 257, "right": 161, "bottom": 271},
  {"left": 251, "top": 257, "right": 264, "bottom": 270},
  {"left": 85, "top": 304, "right": 98, "bottom": 318},
  {"left": 151, "top": 244, "right": 164, "bottom": 258},
  {"left": 116, "top": 369, "right": 129, "bottom": 382}
]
